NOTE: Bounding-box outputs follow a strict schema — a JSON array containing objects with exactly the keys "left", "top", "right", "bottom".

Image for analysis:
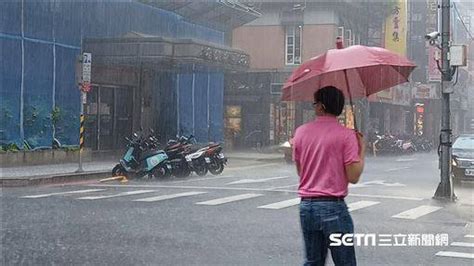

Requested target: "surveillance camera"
[{"left": 425, "top": 31, "right": 440, "bottom": 41}]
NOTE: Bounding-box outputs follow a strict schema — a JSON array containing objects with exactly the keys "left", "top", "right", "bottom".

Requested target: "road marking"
[
  {"left": 267, "top": 183, "right": 299, "bottom": 190},
  {"left": 350, "top": 180, "right": 406, "bottom": 188},
  {"left": 227, "top": 176, "right": 289, "bottom": 185},
  {"left": 396, "top": 158, "right": 417, "bottom": 162},
  {"left": 258, "top": 198, "right": 300, "bottom": 210},
  {"left": 451, "top": 242, "right": 474, "bottom": 248},
  {"left": 92, "top": 184, "right": 271, "bottom": 192},
  {"left": 226, "top": 163, "right": 280, "bottom": 171},
  {"left": 384, "top": 167, "right": 411, "bottom": 172},
  {"left": 350, "top": 193, "right": 424, "bottom": 201},
  {"left": 21, "top": 189, "right": 106, "bottom": 199},
  {"left": 133, "top": 191, "right": 206, "bottom": 202},
  {"left": 77, "top": 190, "right": 155, "bottom": 200},
  {"left": 363, "top": 180, "right": 406, "bottom": 187},
  {"left": 90, "top": 184, "right": 425, "bottom": 201},
  {"left": 348, "top": 200, "right": 380, "bottom": 212},
  {"left": 196, "top": 193, "right": 262, "bottom": 206},
  {"left": 435, "top": 251, "right": 474, "bottom": 259},
  {"left": 349, "top": 183, "right": 370, "bottom": 188},
  {"left": 392, "top": 205, "right": 443, "bottom": 220},
  {"left": 166, "top": 175, "right": 234, "bottom": 184},
  {"left": 466, "top": 235, "right": 474, "bottom": 238}
]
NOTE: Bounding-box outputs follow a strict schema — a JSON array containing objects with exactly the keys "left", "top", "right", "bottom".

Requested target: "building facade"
[
  {"left": 227, "top": 1, "right": 387, "bottom": 148},
  {"left": 227, "top": 0, "right": 471, "bottom": 151},
  {"left": 0, "top": 0, "right": 259, "bottom": 151}
]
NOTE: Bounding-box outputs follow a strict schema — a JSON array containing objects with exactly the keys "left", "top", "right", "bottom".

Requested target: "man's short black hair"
[{"left": 314, "top": 86, "right": 345, "bottom": 116}]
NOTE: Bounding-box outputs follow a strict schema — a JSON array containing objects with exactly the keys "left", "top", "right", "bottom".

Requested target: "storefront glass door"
[{"left": 84, "top": 85, "right": 133, "bottom": 150}]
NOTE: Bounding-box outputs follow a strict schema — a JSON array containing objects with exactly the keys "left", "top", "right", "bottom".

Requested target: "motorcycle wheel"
[
  {"left": 174, "top": 166, "right": 191, "bottom": 178},
  {"left": 209, "top": 162, "right": 224, "bottom": 175},
  {"left": 195, "top": 164, "right": 208, "bottom": 177},
  {"left": 112, "top": 164, "right": 126, "bottom": 177},
  {"left": 152, "top": 166, "right": 171, "bottom": 179}
]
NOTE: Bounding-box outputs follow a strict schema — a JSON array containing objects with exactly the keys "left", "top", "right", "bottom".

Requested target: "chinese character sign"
[
  {"left": 82, "top": 53, "right": 92, "bottom": 83},
  {"left": 81, "top": 53, "right": 92, "bottom": 92},
  {"left": 384, "top": 0, "right": 407, "bottom": 56}
]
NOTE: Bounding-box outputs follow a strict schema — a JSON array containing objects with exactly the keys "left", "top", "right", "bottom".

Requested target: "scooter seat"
[
  {"left": 208, "top": 143, "right": 220, "bottom": 148},
  {"left": 142, "top": 149, "right": 165, "bottom": 159}
]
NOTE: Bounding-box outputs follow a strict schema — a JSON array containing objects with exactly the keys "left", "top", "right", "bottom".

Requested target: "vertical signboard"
[
  {"left": 384, "top": 0, "right": 408, "bottom": 56},
  {"left": 377, "top": 0, "right": 408, "bottom": 101},
  {"left": 428, "top": 46, "right": 442, "bottom": 82},
  {"left": 426, "top": 0, "right": 440, "bottom": 82},
  {"left": 82, "top": 53, "right": 92, "bottom": 92}
]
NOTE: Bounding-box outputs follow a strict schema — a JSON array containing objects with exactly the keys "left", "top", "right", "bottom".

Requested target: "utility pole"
[{"left": 433, "top": 0, "right": 455, "bottom": 201}]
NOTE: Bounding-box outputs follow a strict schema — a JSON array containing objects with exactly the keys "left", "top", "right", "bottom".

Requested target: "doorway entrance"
[{"left": 84, "top": 85, "right": 134, "bottom": 150}]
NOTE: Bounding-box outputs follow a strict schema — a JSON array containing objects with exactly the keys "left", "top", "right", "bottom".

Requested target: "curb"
[
  {"left": 0, "top": 170, "right": 110, "bottom": 187},
  {"left": 1, "top": 157, "right": 285, "bottom": 187},
  {"left": 228, "top": 156, "right": 284, "bottom": 163}
]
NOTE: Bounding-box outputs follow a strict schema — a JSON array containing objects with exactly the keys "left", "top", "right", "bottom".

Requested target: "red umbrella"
[{"left": 281, "top": 45, "right": 416, "bottom": 128}]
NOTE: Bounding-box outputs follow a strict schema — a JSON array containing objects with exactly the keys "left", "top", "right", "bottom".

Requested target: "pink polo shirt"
[{"left": 292, "top": 116, "right": 360, "bottom": 198}]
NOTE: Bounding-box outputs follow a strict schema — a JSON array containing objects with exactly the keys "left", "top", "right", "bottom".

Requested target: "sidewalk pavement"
[{"left": 0, "top": 151, "right": 284, "bottom": 187}]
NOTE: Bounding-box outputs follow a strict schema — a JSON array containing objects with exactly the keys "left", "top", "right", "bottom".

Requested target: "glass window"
[
  {"left": 453, "top": 137, "right": 474, "bottom": 149},
  {"left": 285, "top": 25, "right": 302, "bottom": 65}
]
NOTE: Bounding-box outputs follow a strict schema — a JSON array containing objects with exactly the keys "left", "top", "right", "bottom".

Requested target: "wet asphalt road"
[{"left": 2, "top": 152, "right": 474, "bottom": 265}]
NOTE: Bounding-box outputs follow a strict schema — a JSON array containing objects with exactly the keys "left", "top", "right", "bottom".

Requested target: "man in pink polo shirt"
[{"left": 292, "top": 86, "right": 366, "bottom": 266}]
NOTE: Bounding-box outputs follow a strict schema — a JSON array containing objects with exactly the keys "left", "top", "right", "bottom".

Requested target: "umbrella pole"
[{"left": 344, "top": 70, "right": 358, "bottom": 130}]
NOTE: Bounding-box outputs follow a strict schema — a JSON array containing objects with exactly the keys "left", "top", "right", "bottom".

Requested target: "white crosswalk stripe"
[
  {"left": 21, "top": 189, "right": 106, "bottom": 199},
  {"left": 348, "top": 201, "right": 380, "bottom": 212},
  {"left": 77, "top": 190, "right": 155, "bottom": 200},
  {"left": 134, "top": 191, "right": 207, "bottom": 202},
  {"left": 435, "top": 251, "right": 474, "bottom": 259},
  {"left": 451, "top": 242, "right": 474, "bottom": 248},
  {"left": 196, "top": 193, "right": 262, "bottom": 206},
  {"left": 257, "top": 198, "right": 300, "bottom": 210},
  {"left": 392, "top": 205, "right": 443, "bottom": 220},
  {"left": 18, "top": 188, "right": 450, "bottom": 222},
  {"left": 434, "top": 235, "right": 474, "bottom": 260}
]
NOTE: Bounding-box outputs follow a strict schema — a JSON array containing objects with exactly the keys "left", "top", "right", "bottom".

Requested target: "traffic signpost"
[{"left": 76, "top": 52, "right": 91, "bottom": 173}]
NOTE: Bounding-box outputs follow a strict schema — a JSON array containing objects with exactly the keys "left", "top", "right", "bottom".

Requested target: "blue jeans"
[{"left": 299, "top": 200, "right": 356, "bottom": 266}]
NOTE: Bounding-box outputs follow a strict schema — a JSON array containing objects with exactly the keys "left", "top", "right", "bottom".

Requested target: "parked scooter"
[
  {"left": 185, "top": 146, "right": 210, "bottom": 176},
  {"left": 203, "top": 143, "right": 227, "bottom": 175},
  {"left": 180, "top": 136, "right": 227, "bottom": 176},
  {"left": 165, "top": 135, "right": 227, "bottom": 177},
  {"left": 164, "top": 135, "right": 195, "bottom": 178},
  {"left": 278, "top": 138, "right": 293, "bottom": 164},
  {"left": 373, "top": 133, "right": 417, "bottom": 155},
  {"left": 112, "top": 130, "right": 171, "bottom": 179}
]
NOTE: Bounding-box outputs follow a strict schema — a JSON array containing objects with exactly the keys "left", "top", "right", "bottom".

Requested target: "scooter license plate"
[
  {"left": 218, "top": 153, "right": 225, "bottom": 159},
  {"left": 205, "top": 157, "right": 211, "bottom": 163},
  {"left": 465, "top": 169, "right": 474, "bottom": 176},
  {"left": 166, "top": 164, "right": 172, "bottom": 169}
]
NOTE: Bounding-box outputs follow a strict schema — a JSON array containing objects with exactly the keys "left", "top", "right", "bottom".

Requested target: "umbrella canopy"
[{"left": 281, "top": 45, "right": 416, "bottom": 102}]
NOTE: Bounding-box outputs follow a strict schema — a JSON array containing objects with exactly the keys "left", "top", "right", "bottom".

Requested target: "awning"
[
  {"left": 138, "top": 0, "right": 261, "bottom": 31},
  {"left": 84, "top": 33, "right": 250, "bottom": 71}
]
